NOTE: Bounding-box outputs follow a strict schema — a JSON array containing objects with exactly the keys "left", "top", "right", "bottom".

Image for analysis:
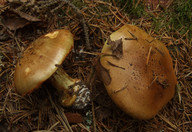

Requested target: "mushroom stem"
[{"left": 48, "top": 67, "right": 90, "bottom": 109}]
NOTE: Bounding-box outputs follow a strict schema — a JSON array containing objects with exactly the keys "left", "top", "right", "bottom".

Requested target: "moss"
[
  {"left": 151, "top": 0, "right": 192, "bottom": 39},
  {"left": 71, "top": 0, "right": 86, "bottom": 9},
  {"left": 169, "top": 0, "right": 192, "bottom": 38},
  {"left": 117, "top": 0, "right": 146, "bottom": 19}
]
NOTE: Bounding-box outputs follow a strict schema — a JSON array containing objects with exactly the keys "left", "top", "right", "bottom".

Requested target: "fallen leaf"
[
  {"left": 65, "top": 112, "right": 83, "bottom": 123},
  {"left": 1, "top": 9, "right": 41, "bottom": 30},
  {"left": 107, "top": 37, "right": 123, "bottom": 59},
  {"left": 2, "top": 17, "right": 29, "bottom": 30},
  {"left": 11, "top": 9, "right": 41, "bottom": 22}
]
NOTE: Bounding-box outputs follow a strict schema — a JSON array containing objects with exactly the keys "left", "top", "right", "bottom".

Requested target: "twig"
[
  {"left": 166, "top": 0, "right": 174, "bottom": 9},
  {"left": 82, "top": 18, "right": 91, "bottom": 49},
  {"left": 109, "top": 7, "right": 126, "bottom": 25},
  {"left": 113, "top": 86, "right": 127, "bottom": 94},
  {"left": 91, "top": 101, "right": 97, "bottom": 132},
  {"left": 0, "top": 67, "right": 9, "bottom": 78},
  {"left": 86, "top": 67, "right": 96, "bottom": 132},
  {"left": 158, "top": 114, "right": 180, "bottom": 131},
  {"left": 148, "top": 75, "right": 158, "bottom": 88},
  {"left": 14, "top": 36, "right": 22, "bottom": 52},
  {"left": 46, "top": 89, "right": 73, "bottom": 132},
  {"left": 146, "top": 46, "right": 152, "bottom": 65},
  {"left": 135, "top": 0, "right": 141, "bottom": 9},
  {"left": 61, "top": 0, "right": 91, "bottom": 49},
  {"left": 48, "top": 121, "right": 60, "bottom": 131},
  {"left": 80, "top": 51, "right": 100, "bottom": 56},
  {"left": 51, "top": 2, "right": 65, "bottom": 13},
  {"left": 78, "top": 123, "right": 91, "bottom": 132},
  {"left": 3, "top": 85, "right": 12, "bottom": 117},
  {"left": 38, "top": 0, "right": 61, "bottom": 10},
  {"left": 127, "top": 30, "right": 138, "bottom": 40}
]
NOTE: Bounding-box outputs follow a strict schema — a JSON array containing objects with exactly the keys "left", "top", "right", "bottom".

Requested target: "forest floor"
[{"left": 0, "top": 0, "right": 191, "bottom": 131}]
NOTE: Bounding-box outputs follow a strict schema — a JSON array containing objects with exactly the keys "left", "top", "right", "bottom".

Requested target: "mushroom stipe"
[
  {"left": 96, "top": 24, "right": 177, "bottom": 119},
  {"left": 14, "top": 29, "right": 90, "bottom": 109}
]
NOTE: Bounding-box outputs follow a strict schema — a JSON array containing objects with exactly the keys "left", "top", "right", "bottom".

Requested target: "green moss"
[
  {"left": 117, "top": 0, "right": 192, "bottom": 39},
  {"left": 117, "top": 0, "right": 146, "bottom": 18},
  {"left": 151, "top": 0, "right": 192, "bottom": 39},
  {"left": 169, "top": 0, "right": 192, "bottom": 38},
  {"left": 71, "top": 0, "right": 86, "bottom": 9}
]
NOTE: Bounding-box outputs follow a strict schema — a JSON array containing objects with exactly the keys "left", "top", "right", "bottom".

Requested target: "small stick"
[
  {"left": 61, "top": 0, "right": 91, "bottom": 49},
  {"left": 38, "top": 0, "right": 61, "bottom": 10},
  {"left": 46, "top": 89, "right": 73, "bottom": 132},
  {"left": 158, "top": 114, "right": 178, "bottom": 130},
  {"left": 146, "top": 46, "right": 152, "bottom": 65},
  {"left": 109, "top": 7, "right": 126, "bottom": 25},
  {"left": 78, "top": 123, "right": 91, "bottom": 132},
  {"left": 51, "top": 2, "right": 65, "bottom": 13},
  {"left": 155, "top": 47, "right": 164, "bottom": 56},
  {"left": 127, "top": 30, "right": 138, "bottom": 40},
  {"left": 14, "top": 37, "right": 22, "bottom": 51},
  {"left": 145, "top": 39, "right": 154, "bottom": 43},
  {"left": 113, "top": 86, "right": 126, "bottom": 94},
  {"left": 82, "top": 18, "right": 91, "bottom": 49},
  {"left": 92, "top": 101, "right": 97, "bottom": 132},
  {"left": 80, "top": 51, "right": 100, "bottom": 56},
  {"left": 107, "top": 61, "right": 125, "bottom": 70},
  {"left": 148, "top": 75, "right": 158, "bottom": 88},
  {"left": 48, "top": 121, "right": 60, "bottom": 131}
]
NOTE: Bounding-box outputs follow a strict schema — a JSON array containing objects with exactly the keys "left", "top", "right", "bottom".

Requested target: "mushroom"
[
  {"left": 96, "top": 24, "right": 177, "bottom": 119},
  {"left": 14, "top": 29, "right": 90, "bottom": 109}
]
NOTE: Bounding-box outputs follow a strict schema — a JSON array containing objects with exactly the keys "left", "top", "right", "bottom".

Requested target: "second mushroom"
[
  {"left": 96, "top": 24, "right": 177, "bottom": 119},
  {"left": 14, "top": 29, "right": 90, "bottom": 109}
]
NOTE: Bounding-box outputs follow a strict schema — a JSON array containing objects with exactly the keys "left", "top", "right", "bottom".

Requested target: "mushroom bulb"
[
  {"left": 96, "top": 24, "right": 177, "bottom": 119},
  {"left": 14, "top": 29, "right": 90, "bottom": 109}
]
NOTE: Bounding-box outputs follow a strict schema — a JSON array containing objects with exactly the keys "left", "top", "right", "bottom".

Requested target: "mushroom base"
[{"left": 48, "top": 67, "right": 90, "bottom": 109}]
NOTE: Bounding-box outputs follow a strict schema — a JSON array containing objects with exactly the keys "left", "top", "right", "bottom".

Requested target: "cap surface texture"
[{"left": 97, "top": 24, "right": 177, "bottom": 119}]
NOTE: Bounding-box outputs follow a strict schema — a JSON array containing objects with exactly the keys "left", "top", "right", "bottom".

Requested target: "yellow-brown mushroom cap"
[
  {"left": 14, "top": 29, "right": 74, "bottom": 96},
  {"left": 97, "top": 24, "right": 177, "bottom": 119}
]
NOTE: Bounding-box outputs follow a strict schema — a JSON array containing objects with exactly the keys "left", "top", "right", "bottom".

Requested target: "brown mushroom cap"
[
  {"left": 97, "top": 24, "right": 177, "bottom": 119},
  {"left": 14, "top": 29, "right": 74, "bottom": 95}
]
